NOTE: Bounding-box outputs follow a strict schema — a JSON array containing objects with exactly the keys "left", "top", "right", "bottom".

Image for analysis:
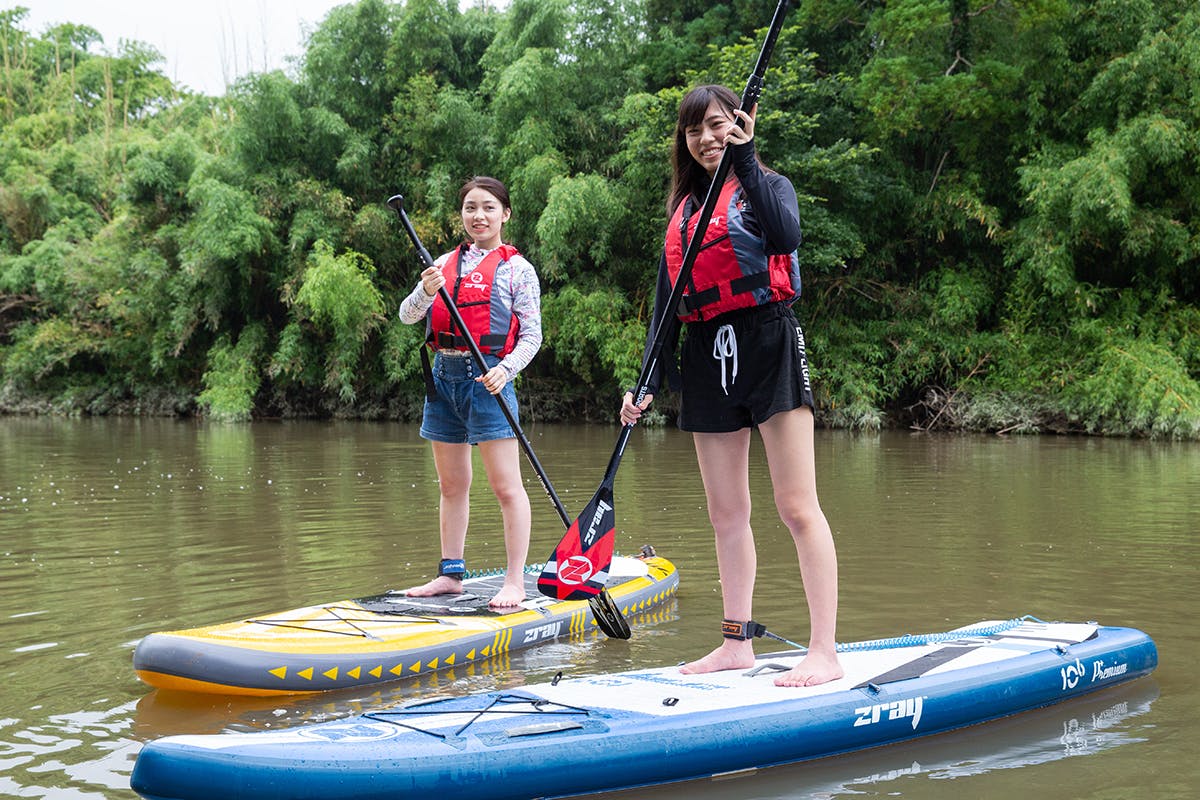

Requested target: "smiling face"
[
  {"left": 461, "top": 187, "right": 510, "bottom": 251},
  {"left": 684, "top": 99, "right": 736, "bottom": 177}
]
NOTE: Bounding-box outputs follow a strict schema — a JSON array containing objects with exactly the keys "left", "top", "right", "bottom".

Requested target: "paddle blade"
[
  {"left": 588, "top": 590, "right": 631, "bottom": 640},
  {"left": 537, "top": 484, "right": 616, "bottom": 600}
]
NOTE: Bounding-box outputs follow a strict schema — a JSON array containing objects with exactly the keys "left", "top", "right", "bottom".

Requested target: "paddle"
[
  {"left": 537, "top": 0, "right": 794, "bottom": 602},
  {"left": 387, "top": 195, "right": 630, "bottom": 640}
]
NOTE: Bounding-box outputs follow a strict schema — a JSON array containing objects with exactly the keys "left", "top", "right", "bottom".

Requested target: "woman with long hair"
[{"left": 622, "top": 86, "right": 842, "bottom": 686}]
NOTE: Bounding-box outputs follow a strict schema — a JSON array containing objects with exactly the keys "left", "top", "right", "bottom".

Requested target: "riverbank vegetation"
[{"left": 1, "top": 0, "right": 1198, "bottom": 436}]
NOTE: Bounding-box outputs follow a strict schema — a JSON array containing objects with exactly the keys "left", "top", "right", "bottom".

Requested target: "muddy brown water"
[{"left": 1, "top": 418, "right": 1195, "bottom": 798}]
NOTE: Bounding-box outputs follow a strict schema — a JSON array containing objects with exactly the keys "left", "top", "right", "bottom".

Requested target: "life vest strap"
[
  {"left": 681, "top": 271, "right": 771, "bottom": 315},
  {"left": 433, "top": 332, "right": 509, "bottom": 350}
]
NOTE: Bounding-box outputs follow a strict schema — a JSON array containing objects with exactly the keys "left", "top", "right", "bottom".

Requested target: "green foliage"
[
  {"left": 268, "top": 320, "right": 324, "bottom": 391},
  {"left": 1065, "top": 326, "right": 1200, "bottom": 437},
  {"left": 301, "top": 0, "right": 396, "bottom": 132},
  {"left": 229, "top": 72, "right": 306, "bottom": 173},
  {"left": 198, "top": 323, "right": 268, "bottom": 421},
  {"left": 3, "top": 317, "right": 101, "bottom": 386},
  {"left": 0, "top": 0, "right": 1197, "bottom": 436},
  {"left": 535, "top": 175, "right": 627, "bottom": 282},
  {"left": 291, "top": 240, "right": 385, "bottom": 402},
  {"left": 541, "top": 285, "right": 646, "bottom": 392},
  {"left": 380, "top": 315, "right": 427, "bottom": 387}
]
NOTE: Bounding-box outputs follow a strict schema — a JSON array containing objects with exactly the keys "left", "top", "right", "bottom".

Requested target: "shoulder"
[
  {"left": 505, "top": 249, "right": 537, "bottom": 274},
  {"left": 736, "top": 169, "right": 797, "bottom": 210},
  {"left": 762, "top": 169, "right": 795, "bottom": 192},
  {"left": 743, "top": 167, "right": 794, "bottom": 193}
]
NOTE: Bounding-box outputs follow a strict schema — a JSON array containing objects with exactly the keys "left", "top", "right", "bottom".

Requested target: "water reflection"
[
  {"left": 611, "top": 680, "right": 1160, "bottom": 800},
  {"left": 0, "top": 419, "right": 1193, "bottom": 799}
]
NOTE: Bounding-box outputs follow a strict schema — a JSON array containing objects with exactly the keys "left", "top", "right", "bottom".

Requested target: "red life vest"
[
  {"left": 665, "top": 179, "right": 800, "bottom": 323},
  {"left": 427, "top": 244, "right": 521, "bottom": 356}
]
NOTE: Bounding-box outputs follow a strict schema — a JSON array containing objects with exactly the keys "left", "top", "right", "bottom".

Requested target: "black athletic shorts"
[{"left": 678, "top": 303, "right": 814, "bottom": 433}]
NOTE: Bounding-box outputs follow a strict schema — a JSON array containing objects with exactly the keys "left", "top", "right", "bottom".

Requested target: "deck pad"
[{"left": 354, "top": 558, "right": 650, "bottom": 616}]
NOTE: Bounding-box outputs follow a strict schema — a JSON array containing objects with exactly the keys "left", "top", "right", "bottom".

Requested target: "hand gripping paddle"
[
  {"left": 537, "top": 0, "right": 794, "bottom": 605},
  {"left": 388, "top": 195, "right": 630, "bottom": 639}
]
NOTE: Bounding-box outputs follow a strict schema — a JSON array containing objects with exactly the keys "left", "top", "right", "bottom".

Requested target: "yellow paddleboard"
[{"left": 133, "top": 551, "right": 677, "bottom": 696}]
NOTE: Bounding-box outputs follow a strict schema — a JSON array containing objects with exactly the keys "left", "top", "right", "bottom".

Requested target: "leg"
[
  {"left": 478, "top": 437, "right": 531, "bottom": 608},
  {"left": 680, "top": 429, "right": 759, "bottom": 674},
  {"left": 759, "top": 407, "right": 843, "bottom": 687},
  {"left": 405, "top": 441, "right": 473, "bottom": 597}
]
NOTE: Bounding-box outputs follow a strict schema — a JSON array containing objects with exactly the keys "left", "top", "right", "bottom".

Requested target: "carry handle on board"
[
  {"left": 536, "top": 0, "right": 794, "bottom": 603},
  {"left": 387, "top": 195, "right": 630, "bottom": 640}
]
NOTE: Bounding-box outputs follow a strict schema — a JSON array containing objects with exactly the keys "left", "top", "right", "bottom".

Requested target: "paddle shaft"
[{"left": 386, "top": 196, "right": 571, "bottom": 529}]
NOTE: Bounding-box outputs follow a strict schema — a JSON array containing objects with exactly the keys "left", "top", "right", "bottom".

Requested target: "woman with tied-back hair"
[{"left": 399, "top": 176, "right": 542, "bottom": 609}]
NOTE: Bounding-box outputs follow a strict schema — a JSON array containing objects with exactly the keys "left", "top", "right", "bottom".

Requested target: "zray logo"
[
  {"left": 558, "top": 556, "right": 595, "bottom": 585},
  {"left": 584, "top": 500, "right": 613, "bottom": 545},
  {"left": 462, "top": 270, "right": 489, "bottom": 290},
  {"left": 853, "top": 696, "right": 924, "bottom": 730},
  {"left": 523, "top": 621, "right": 564, "bottom": 644},
  {"left": 795, "top": 326, "right": 811, "bottom": 393}
]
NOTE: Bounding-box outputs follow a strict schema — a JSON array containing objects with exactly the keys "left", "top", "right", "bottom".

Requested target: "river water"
[{"left": 1, "top": 417, "right": 1196, "bottom": 799}]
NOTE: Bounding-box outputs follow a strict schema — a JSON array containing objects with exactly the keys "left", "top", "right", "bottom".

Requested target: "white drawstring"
[{"left": 713, "top": 324, "right": 738, "bottom": 395}]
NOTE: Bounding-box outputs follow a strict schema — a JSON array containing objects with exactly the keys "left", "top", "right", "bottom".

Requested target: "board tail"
[{"left": 537, "top": 484, "right": 616, "bottom": 600}]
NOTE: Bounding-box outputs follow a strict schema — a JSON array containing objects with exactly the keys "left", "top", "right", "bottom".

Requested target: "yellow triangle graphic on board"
[
  {"left": 269, "top": 666, "right": 287, "bottom": 680},
  {"left": 347, "top": 667, "right": 361, "bottom": 679},
  {"left": 444, "top": 653, "right": 456, "bottom": 666},
  {"left": 323, "top": 667, "right": 339, "bottom": 680},
  {"left": 389, "top": 664, "right": 405, "bottom": 676},
  {"left": 428, "top": 657, "right": 439, "bottom": 669},
  {"left": 369, "top": 665, "right": 382, "bottom": 678},
  {"left": 408, "top": 662, "right": 421, "bottom": 673},
  {"left": 298, "top": 668, "right": 314, "bottom": 681},
  {"left": 481, "top": 646, "right": 490, "bottom": 656},
  {"left": 467, "top": 649, "right": 476, "bottom": 660}
]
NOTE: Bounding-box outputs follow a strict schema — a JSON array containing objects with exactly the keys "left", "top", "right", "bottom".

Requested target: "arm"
[
  {"left": 731, "top": 141, "right": 801, "bottom": 254},
  {"left": 398, "top": 254, "right": 450, "bottom": 324},
  {"left": 640, "top": 251, "right": 681, "bottom": 397},
  {"left": 496, "top": 254, "right": 542, "bottom": 381},
  {"left": 620, "top": 252, "right": 681, "bottom": 425},
  {"left": 398, "top": 279, "right": 436, "bottom": 324}
]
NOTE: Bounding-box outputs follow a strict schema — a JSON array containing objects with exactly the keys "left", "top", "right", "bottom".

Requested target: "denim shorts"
[{"left": 420, "top": 352, "right": 519, "bottom": 444}]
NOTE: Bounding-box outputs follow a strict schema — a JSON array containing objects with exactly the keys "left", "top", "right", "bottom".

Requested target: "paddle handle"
[{"left": 387, "top": 195, "right": 571, "bottom": 529}]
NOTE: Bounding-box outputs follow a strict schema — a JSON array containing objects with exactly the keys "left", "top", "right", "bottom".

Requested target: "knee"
[
  {"left": 775, "top": 494, "right": 824, "bottom": 537},
  {"left": 707, "top": 504, "right": 751, "bottom": 536},
  {"left": 438, "top": 473, "right": 472, "bottom": 499},
  {"left": 490, "top": 479, "right": 529, "bottom": 509}
]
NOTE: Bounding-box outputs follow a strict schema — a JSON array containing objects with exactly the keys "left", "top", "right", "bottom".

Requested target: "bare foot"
[
  {"left": 403, "top": 575, "right": 463, "bottom": 597},
  {"left": 774, "top": 649, "right": 843, "bottom": 687},
  {"left": 488, "top": 581, "right": 526, "bottom": 608},
  {"left": 679, "top": 640, "right": 755, "bottom": 674}
]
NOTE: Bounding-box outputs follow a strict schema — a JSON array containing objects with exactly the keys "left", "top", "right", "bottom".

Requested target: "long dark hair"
[
  {"left": 459, "top": 176, "right": 512, "bottom": 210},
  {"left": 667, "top": 85, "right": 770, "bottom": 214}
]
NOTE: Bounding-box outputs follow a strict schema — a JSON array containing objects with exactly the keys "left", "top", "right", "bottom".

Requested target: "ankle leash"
[{"left": 437, "top": 558, "right": 466, "bottom": 581}]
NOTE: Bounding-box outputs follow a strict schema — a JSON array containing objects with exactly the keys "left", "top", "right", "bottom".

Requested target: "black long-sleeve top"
[{"left": 636, "top": 141, "right": 802, "bottom": 398}]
